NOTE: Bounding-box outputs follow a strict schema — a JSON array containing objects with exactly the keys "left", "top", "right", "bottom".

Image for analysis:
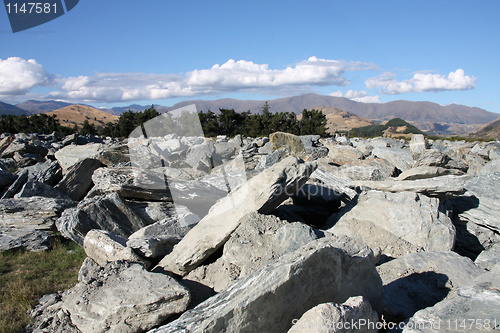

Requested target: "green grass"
[{"left": 0, "top": 235, "right": 86, "bottom": 333}]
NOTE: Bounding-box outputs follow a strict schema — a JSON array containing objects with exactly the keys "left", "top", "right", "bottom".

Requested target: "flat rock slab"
[
  {"left": 55, "top": 143, "right": 102, "bottom": 173},
  {"left": 62, "top": 261, "right": 190, "bottom": 333},
  {"left": 328, "top": 191, "right": 456, "bottom": 258},
  {"left": 0, "top": 196, "right": 76, "bottom": 230},
  {"left": 0, "top": 227, "right": 52, "bottom": 252},
  {"left": 150, "top": 237, "right": 382, "bottom": 333},
  {"left": 55, "top": 158, "right": 102, "bottom": 201},
  {"left": 156, "top": 156, "right": 316, "bottom": 276}
]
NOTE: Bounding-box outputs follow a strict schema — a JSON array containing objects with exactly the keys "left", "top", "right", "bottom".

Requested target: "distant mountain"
[
  {"left": 108, "top": 104, "right": 170, "bottom": 116},
  {"left": 45, "top": 105, "right": 119, "bottom": 128},
  {"left": 313, "top": 106, "right": 375, "bottom": 134},
  {"left": 469, "top": 116, "right": 500, "bottom": 140},
  {"left": 16, "top": 100, "right": 73, "bottom": 115},
  {"left": 167, "top": 93, "right": 499, "bottom": 135},
  {"left": 0, "top": 101, "right": 27, "bottom": 116}
]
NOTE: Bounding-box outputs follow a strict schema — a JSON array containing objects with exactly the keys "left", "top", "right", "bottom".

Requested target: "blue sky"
[{"left": 1, "top": 0, "right": 499, "bottom": 114}]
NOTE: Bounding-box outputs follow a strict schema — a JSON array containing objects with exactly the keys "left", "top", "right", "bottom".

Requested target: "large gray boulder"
[
  {"left": 351, "top": 175, "right": 467, "bottom": 198},
  {"left": 150, "top": 237, "right": 383, "bottom": 333},
  {"left": 56, "top": 192, "right": 147, "bottom": 245},
  {"left": 156, "top": 156, "right": 316, "bottom": 276},
  {"left": 328, "top": 191, "right": 455, "bottom": 258},
  {"left": 185, "top": 213, "right": 320, "bottom": 292},
  {"left": 475, "top": 243, "right": 500, "bottom": 271},
  {"left": 403, "top": 264, "right": 500, "bottom": 333},
  {"left": 377, "top": 251, "right": 484, "bottom": 322},
  {"left": 288, "top": 296, "right": 379, "bottom": 333},
  {"left": 371, "top": 145, "right": 414, "bottom": 171},
  {"left": 14, "top": 180, "right": 69, "bottom": 199},
  {"left": 55, "top": 158, "right": 102, "bottom": 201},
  {"left": 62, "top": 261, "right": 190, "bottom": 333},
  {"left": 0, "top": 196, "right": 75, "bottom": 230},
  {"left": 54, "top": 143, "right": 102, "bottom": 173},
  {"left": 0, "top": 227, "right": 52, "bottom": 252}
]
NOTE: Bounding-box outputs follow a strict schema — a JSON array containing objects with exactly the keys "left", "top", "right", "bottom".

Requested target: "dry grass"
[
  {"left": 45, "top": 104, "right": 119, "bottom": 127},
  {"left": 0, "top": 235, "right": 86, "bottom": 333}
]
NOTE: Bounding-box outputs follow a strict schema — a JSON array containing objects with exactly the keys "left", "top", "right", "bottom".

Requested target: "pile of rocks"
[{"left": 1, "top": 130, "right": 499, "bottom": 332}]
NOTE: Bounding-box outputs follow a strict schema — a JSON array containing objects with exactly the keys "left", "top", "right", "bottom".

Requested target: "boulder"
[
  {"left": 83, "top": 229, "right": 149, "bottom": 268},
  {"left": 61, "top": 261, "right": 190, "bottom": 333},
  {"left": 55, "top": 158, "right": 102, "bottom": 201},
  {"left": 409, "top": 134, "right": 429, "bottom": 157},
  {"left": 269, "top": 132, "right": 306, "bottom": 155},
  {"left": 475, "top": 243, "right": 500, "bottom": 271},
  {"left": 396, "top": 166, "right": 464, "bottom": 180},
  {"left": 413, "top": 149, "right": 449, "bottom": 167},
  {"left": 480, "top": 159, "right": 500, "bottom": 174},
  {"left": 377, "top": 251, "right": 485, "bottom": 322},
  {"left": 371, "top": 145, "right": 414, "bottom": 171},
  {"left": 403, "top": 265, "right": 500, "bottom": 333},
  {"left": 14, "top": 180, "right": 69, "bottom": 199},
  {"left": 326, "top": 144, "right": 364, "bottom": 165},
  {"left": 1, "top": 142, "right": 48, "bottom": 158},
  {"left": 333, "top": 158, "right": 398, "bottom": 181},
  {"left": 25, "top": 160, "right": 63, "bottom": 186},
  {"left": 0, "top": 169, "right": 16, "bottom": 189},
  {"left": 27, "top": 292, "right": 80, "bottom": 333},
  {"left": 185, "top": 213, "right": 320, "bottom": 292},
  {"left": 309, "top": 168, "right": 358, "bottom": 201},
  {"left": 0, "top": 196, "right": 75, "bottom": 230},
  {"left": 156, "top": 157, "right": 316, "bottom": 275},
  {"left": 96, "top": 144, "right": 130, "bottom": 166},
  {"left": 328, "top": 191, "right": 456, "bottom": 258},
  {"left": 56, "top": 192, "right": 147, "bottom": 245},
  {"left": 351, "top": 175, "right": 467, "bottom": 198},
  {"left": 1, "top": 168, "right": 29, "bottom": 199},
  {"left": 0, "top": 227, "right": 52, "bottom": 252},
  {"left": 185, "top": 141, "right": 215, "bottom": 172},
  {"left": 150, "top": 237, "right": 382, "bottom": 333},
  {"left": 288, "top": 296, "right": 379, "bottom": 333},
  {"left": 54, "top": 143, "right": 102, "bottom": 173}
]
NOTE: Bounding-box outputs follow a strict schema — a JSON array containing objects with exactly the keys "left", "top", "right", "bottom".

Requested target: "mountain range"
[{"left": 1, "top": 94, "right": 499, "bottom": 135}]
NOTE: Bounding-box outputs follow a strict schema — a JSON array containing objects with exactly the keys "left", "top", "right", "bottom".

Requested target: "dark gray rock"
[
  {"left": 55, "top": 158, "right": 102, "bottom": 201},
  {"left": 1, "top": 168, "right": 29, "bottom": 199},
  {"left": 56, "top": 192, "right": 147, "bottom": 245},
  {"left": 0, "top": 227, "right": 52, "bottom": 252},
  {"left": 14, "top": 180, "right": 69, "bottom": 199},
  {"left": 0, "top": 169, "right": 15, "bottom": 189}
]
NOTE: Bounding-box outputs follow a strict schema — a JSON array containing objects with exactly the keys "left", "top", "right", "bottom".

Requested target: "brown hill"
[
  {"left": 313, "top": 106, "right": 375, "bottom": 134},
  {"left": 45, "top": 105, "right": 119, "bottom": 128},
  {"left": 469, "top": 116, "right": 500, "bottom": 139}
]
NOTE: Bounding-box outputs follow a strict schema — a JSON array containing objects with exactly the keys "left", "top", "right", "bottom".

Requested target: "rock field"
[{"left": 0, "top": 131, "right": 499, "bottom": 332}]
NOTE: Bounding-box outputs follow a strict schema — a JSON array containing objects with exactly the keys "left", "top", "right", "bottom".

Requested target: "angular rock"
[
  {"left": 27, "top": 292, "right": 81, "bottom": 333},
  {"left": 328, "top": 191, "right": 456, "bottom": 258},
  {"left": 156, "top": 157, "right": 316, "bottom": 275},
  {"left": 351, "top": 175, "right": 467, "bottom": 198},
  {"left": 150, "top": 237, "right": 383, "bottom": 333},
  {"left": 62, "top": 261, "right": 190, "bottom": 333},
  {"left": 1, "top": 168, "right": 29, "bottom": 199},
  {"left": 55, "top": 158, "right": 102, "bottom": 201},
  {"left": 54, "top": 143, "right": 102, "bottom": 173},
  {"left": 288, "top": 296, "right": 378, "bottom": 333},
  {"left": 185, "top": 141, "right": 215, "bottom": 172},
  {"left": 26, "top": 160, "right": 63, "bottom": 186},
  {"left": 396, "top": 166, "right": 464, "bottom": 181},
  {"left": 371, "top": 145, "right": 414, "bottom": 171},
  {"left": 480, "top": 159, "right": 500, "bottom": 174},
  {"left": 413, "top": 149, "right": 449, "bottom": 167},
  {"left": 332, "top": 158, "right": 398, "bottom": 181},
  {"left": 326, "top": 144, "right": 364, "bottom": 165},
  {"left": 403, "top": 265, "right": 500, "bottom": 333},
  {"left": 14, "top": 180, "right": 69, "bottom": 199},
  {"left": 56, "top": 192, "right": 147, "bottom": 245},
  {"left": 97, "top": 144, "right": 130, "bottom": 166},
  {"left": 0, "top": 169, "right": 15, "bottom": 189},
  {"left": 409, "top": 134, "right": 429, "bottom": 157},
  {"left": 269, "top": 131, "right": 306, "bottom": 155},
  {"left": 0, "top": 227, "right": 52, "bottom": 252},
  {"left": 186, "top": 213, "right": 321, "bottom": 292},
  {"left": 0, "top": 196, "right": 75, "bottom": 230},
  {"left": 377, "top": 251, "right": 485, "bottom": 322},
  {"left": 475, "top": 243, "right": 500, "bottom": 271},
  {"left": 1, "top": 142, "right": 48, "bottom": 158},
  {"left": 89, "top": 166, "right": 172, "bottom": 201},
  {"left": 83, "top": 229, "right": 149, "bottom": 268},
  {"left": 309, "top": 168, "right": 358, "bottom": 201}
]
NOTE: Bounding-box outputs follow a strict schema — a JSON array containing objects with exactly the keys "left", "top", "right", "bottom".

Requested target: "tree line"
[{"left": 0, "top": 103, "right": 329, "bottom": 138}]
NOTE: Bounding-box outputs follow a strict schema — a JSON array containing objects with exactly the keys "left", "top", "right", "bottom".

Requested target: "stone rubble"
[{"left": 0, "top": 131, "right": 497, "bottom": 333}]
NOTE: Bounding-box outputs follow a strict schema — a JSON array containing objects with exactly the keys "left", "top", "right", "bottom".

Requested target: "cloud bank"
[
  {"left": 366, "top": 69, "right": 477, "bottom": 95},
  {"left": 0, "top": 56, "right": 477, "bottom": 104}
]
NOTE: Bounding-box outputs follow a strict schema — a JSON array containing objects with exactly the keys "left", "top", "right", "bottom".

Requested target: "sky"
[{"left": 1, "top": 0, "right": 499, "bottom": 114}]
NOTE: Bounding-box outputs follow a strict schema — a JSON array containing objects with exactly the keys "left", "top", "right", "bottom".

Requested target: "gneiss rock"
[
  {"left": 328, "top": 191, "right": 455, "bottom": 258},
  {"left": 150, "top": 237, "right": 383, "bottom": 333},
  {"left": 185, "top": 213, "right": 320, "bottom": 292},
  {"left": 83, "top": 229, "right": 150, "bottom": 268},
  {"left": 403, "top": 264, "right": 500, "bottom": 333},
  {"left": 288, "top": 296, "right": 379, "bottom": 333},
  {"left": 155, "top": 156, "right": 316, "bottom": 276},
  {"left": 55, "top": 158, "right": 102, "bottom": 201},
  {"left": 0, "top": 196, "right": 75, "bottom": 230},
  {"left": 377, "top": 251, "right": 484, "bottom": 322},
  {"left": 56, "top": 192, "right": 147, "bottom": 245},
  {"left": 350, "top": 175, "right": 467, "bottom": 199},
  {"left": 62, "top": 261, "right": 190, "bottom": 333}
]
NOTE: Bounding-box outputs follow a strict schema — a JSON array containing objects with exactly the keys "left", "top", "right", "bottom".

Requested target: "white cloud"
[
  {"left": 329, "top": 90, "right": 381, "bottom": 103},
  {"left": 0, "top": 57, "right": 54, "bottom": 96},
  {"left": 366, "top": 69, "right": 477, "bottom": 95}
]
